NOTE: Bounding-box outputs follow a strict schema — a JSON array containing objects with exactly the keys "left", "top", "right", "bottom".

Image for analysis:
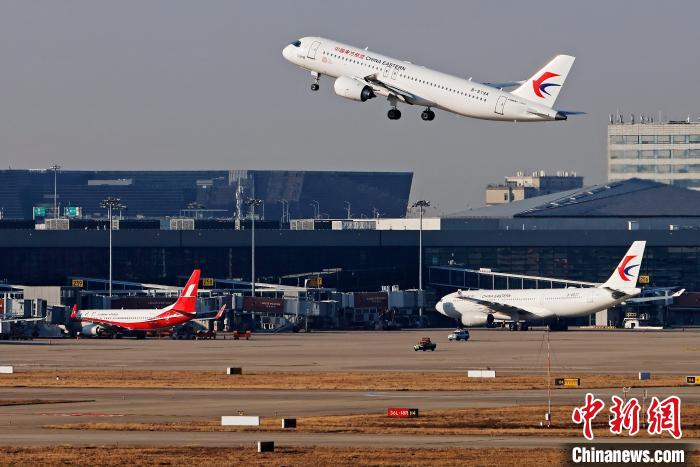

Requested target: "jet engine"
[
  {"left": 460, "top": 311, "right": 489, "bottom": 327},
  {"left": 333, "top": 76, "right": 375, "bottom": 102},
  {"left": 81, "top": 323, "right": 104, "bottom": 336}
]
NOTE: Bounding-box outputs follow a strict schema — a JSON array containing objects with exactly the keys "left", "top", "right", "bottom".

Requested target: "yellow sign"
[
  {"left": 307, "top": 276, "right": 323, "bottom": 288},
  {"left": 71, "top": 279, "right": 84, "bottom": 288},
  {"left": 556, "top": 377, "right": 581, "bottom": 387},
  {"left": 201, "top": 277, "right": 215, "bottom": 287},
  {"left": 638, "top": 275, "right": 650, "bottom": 284},
  {"left": 564, "top": 378, "right": 581, "bottom": 387}
]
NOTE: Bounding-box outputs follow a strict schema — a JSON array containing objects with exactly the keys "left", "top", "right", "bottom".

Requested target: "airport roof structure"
[{"left": 449, "top": 178, "right": 700, "bottom": 218}]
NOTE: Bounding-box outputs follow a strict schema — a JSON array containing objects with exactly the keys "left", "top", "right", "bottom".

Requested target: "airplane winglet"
[
  {"left": 215, "top": 304, "right": 226, "bottom": 320},
  {"left": 70, "top": 304, "right": 78, "bottom": 320}
]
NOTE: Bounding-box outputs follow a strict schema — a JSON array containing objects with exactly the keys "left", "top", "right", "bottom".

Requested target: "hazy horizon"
[{"left": 1, "top": 1, "right": 698, "bottom": 215}]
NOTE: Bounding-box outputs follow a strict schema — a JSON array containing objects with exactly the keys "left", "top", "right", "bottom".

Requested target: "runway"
[
  {"left": 1, "top": 386, "right": 699, "bottom": 448},
  {"left": 2, "top": 329, "right": 698, "bottom": 449},
  {"left": 2, "top": 328, "right": 699, "bottom": 373}
]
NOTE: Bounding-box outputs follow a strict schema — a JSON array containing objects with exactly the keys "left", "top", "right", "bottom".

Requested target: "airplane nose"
[{"left": 282, "top": 45, "right": 292, "bottom": 61}]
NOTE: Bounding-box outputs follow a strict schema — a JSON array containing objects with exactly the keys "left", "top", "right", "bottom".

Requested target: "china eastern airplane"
[
  {"left": 70, "top": 269, "right": 225, "bottom": 337},
  {"left": 282, "top": 36, "right": 580, "bottom": 122},
  {"left": 434, "top": 241, "right": 672, "bottom": 331}
]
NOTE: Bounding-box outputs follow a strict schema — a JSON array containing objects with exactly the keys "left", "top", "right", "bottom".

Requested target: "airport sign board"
[
  {"left": 555, "top": 378, "right": 581, "bottom": 387},
  {"left": 201, "top": 277, "right": 215, "bottom": 287},
  {"left": 687, "top": 376, "right": 697, "bottom": 385},
  {"left": 33, "top": 206, "right": 46, "bottom": 218},
  {"left": 387, "top": 408, "right": 419, "bottom": 418},
  {"left": 71, "top": 279, "right": 84, "bottom": 288},
  {"left": 639, "top": 275, "right": 650, "bottom": 284},
  {"left": 64, "top": 206, "right": 81, "bottom": 218},
  {"left": 243, "top": 296, "right": 284, "bottom": 312}
]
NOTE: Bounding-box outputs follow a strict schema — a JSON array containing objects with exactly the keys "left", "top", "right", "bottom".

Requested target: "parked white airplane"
[
  {"left": 435, "top": 241, "right": 658, "bottom": 331},
  {"left": 282, "top": 37, "right": 580, "bottom": 122}
]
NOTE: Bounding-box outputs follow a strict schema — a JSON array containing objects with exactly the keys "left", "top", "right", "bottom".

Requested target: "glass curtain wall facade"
[{"left": 608, "top": 121, "right": 700, "bottom": 189}]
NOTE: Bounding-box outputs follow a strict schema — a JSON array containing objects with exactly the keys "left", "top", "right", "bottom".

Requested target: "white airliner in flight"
[
  {"left": 282, "top": 37, "right": 580, "bottom": 122},
  {"left": 70, "top": 269, "right": 225, "bottom": 337},
  {"left": 435, "top": 241, "right": 657, "bottom": 331}
]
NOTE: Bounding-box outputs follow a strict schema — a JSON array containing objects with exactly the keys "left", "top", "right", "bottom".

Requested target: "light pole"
[
  {"left": 280, "top": 200, "right": 289, "bottom": 224},
  {"left": 245, "top": 198, "right": 262, "bottom": 298},
  {"left": 309, "top": 200, "right": 319, "bottom": 219},
  {"left": 411, "top": 200, "right": 431, "bottom": 322},
  {"left": 49, "top": 164, "right": 61, "bottom": 218},
  {"left": 100, "top": 196, "right": 125, "bottom": 297},
  {"left": 344, "top": 201, "right": 351, "bottom": 219}
]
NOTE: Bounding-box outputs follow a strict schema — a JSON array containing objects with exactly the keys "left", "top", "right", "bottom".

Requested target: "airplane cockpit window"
[{"left": 291, "top": 40, "right": 301, "bottom": 47}]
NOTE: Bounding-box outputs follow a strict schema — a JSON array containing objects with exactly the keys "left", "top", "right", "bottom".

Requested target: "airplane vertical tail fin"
[
  {"left": 600, "top": 241, "right": 646, "bottom": 290},
  {"left": 171, "top": 269, "right": 201, "bottom": 315},
  {"left": 511, "top": 54, "right": 575, "bottom": 108}
]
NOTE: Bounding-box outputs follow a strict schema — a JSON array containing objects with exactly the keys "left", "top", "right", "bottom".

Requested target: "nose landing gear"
[{"left": 310, "top": 71, "right": 320, "bottom": 91}]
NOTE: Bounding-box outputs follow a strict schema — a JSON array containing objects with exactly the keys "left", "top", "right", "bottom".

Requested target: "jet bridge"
[{"left": 428, "top": 265, "right": 596, "bottom": 292}]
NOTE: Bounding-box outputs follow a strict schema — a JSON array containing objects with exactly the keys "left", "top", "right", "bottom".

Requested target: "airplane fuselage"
[
  {"left": 76, "top": 307, "right": 191, "bottom": 331},
  {"left": 283, "top": 37, "right": 565, "bottom": 122},
  {"left": 437, "top": 287, "right": 637, "bottom": 324}
]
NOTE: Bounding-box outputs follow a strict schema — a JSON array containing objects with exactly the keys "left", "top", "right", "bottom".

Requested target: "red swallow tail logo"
[
  {"left": 617, "top": 255, "right": 639, "bottom": 281},
  {"left": 532, "top": 72, "right": 561, "bottom": 98}
]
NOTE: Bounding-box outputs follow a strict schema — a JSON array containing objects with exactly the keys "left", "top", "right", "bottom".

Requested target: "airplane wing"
[
  {"left": 362, "top": 74, "right": 436, "bottom": 107},
  {"left": 456, "top": 295, "right": 553, "bottom": 320},
  {"left": 0, "top": 315, "right": 46, "bottom": 324}
]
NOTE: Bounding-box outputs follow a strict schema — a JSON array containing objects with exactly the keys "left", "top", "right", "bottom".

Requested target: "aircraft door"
[
  {"left": 494, "top": 96, "right": 507, "bottom": 115},
  {"left": 391, "top": 67, "right": 399, "bottom": 80},
  {"left": 307, "top": 41, "right": 321, "bottom": 59},
  {"left": 382, "top": 64, "right": 391, "bottom": 78}
]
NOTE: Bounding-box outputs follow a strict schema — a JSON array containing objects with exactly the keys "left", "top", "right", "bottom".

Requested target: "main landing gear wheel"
[
  {"left": 421, "top": 109, "right": 435, "bottom": 121},
  {"left": 388, "top": 108, "right": 402, "bottom": 120}
]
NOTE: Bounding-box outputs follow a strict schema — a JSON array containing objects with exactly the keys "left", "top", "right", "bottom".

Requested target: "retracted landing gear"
[
  {"left": 421, "top": 109, "right": 435, "bottom": 121},
  {"left": 310, "top": 71, "right": 320, "bottom": 91}
]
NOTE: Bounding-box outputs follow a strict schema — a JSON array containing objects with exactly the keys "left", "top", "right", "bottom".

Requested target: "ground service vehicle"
[
  {"left": 448, "top": 329, "right": 470, "bottom": 341},
  {"left": 414, "top": 337, "right": 437, "bottom": 351}
]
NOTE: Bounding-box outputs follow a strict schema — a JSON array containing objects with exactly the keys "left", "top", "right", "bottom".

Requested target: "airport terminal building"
[{"left": 1, "top": 176, "right": 699, "bottom": 328}]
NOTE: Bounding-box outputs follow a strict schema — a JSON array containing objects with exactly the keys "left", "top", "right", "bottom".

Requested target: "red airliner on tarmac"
[{"left": 71, "top": 269, "right": 225, "bottom": 336}]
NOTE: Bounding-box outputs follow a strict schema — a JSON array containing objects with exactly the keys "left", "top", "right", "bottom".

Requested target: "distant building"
[
  {"left": 608, "top": 117, "right": 700, "bottom": 189},
  {"left": 0, "top": 169, "right": 412, "bottom": 221},
  {"left": 485, "top": 170, "right": 583, "bottom": 205}
]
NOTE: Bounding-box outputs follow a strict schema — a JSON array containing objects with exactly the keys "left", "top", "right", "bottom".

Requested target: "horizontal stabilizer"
[
  {"left": 482, "top": 80, "right": 524, "bottom": 89},
  {"left": 557, "top": 110, "right": 586, "bottom": 116}
]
